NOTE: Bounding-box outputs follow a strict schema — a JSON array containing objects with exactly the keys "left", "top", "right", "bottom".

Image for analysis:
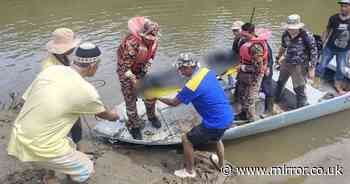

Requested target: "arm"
[
  {"left": 322, "top": 29, "right": 331, "bottom": 44},
  {"left": 275, "top": 47, "right": 286, "bottom": 65},
  {"left": 246, "top": 43, "right": 265, "bottom": 74},
  {"left": 306, "top": 34, "right": 319, "bottom": 69},
  {"left": 322, "top": 16, "right": 334, "bottom": 44},
  {"left": 303, "top": 33, "right": 318, "bottom": 79},
  {"left": 158, "top": 97, "right": 182, "bottom": 107},
  {"left": 96, "top": 108, "right": 119, "bottom": 121},
  {"left": 276, "top": 33, "right": 288, "bottom": 64}
]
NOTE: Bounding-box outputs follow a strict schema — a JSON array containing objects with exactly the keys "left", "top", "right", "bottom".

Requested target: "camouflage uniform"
[
  {"left": 117, "top": 34, "right": 157, "bottom": 129},
  {"left": 275, "top": 29, "right": 318, "bottom": 107},
  {"left": 235, "top": 43, "right": 266, "bottom": 121}
]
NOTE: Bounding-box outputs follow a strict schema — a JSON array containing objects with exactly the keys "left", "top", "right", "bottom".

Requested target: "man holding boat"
[
  {"left": 316, "top": 0, "right": 350, "bottom": 95},
  {"left": 8, "top": 42, "right": 119, "bottom": 184},
  {"left": 116, "top": 17, "right": 161, "bottom": 140},
  {"left": 158, "top": 53, "right": 234, "bottom": 178},
  {"left": 38, "top": 28, "right": 86, "bottom": 152}
]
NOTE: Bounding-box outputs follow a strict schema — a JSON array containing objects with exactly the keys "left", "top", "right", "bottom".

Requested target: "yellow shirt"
[
  {"left": 22, "top": 55, "right": 63, "bottom": 101},
  {"left": 8, "top": 65, "right": 106, "bottom": 161},
  {"left": 41, "top": 55, "right": 63, "bottom": 70}
]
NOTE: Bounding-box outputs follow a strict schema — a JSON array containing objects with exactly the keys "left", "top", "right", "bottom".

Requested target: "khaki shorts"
[{"left": 36, "top": 150, "right": 94, "bottom": 183}]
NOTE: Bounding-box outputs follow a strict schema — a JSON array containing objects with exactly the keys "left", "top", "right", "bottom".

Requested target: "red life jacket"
[
  {"left": 239, "top": 28, "right": 271, "bottom": 67},
  {"left": 239, "top": 39, "right": 268, "bottom": 65}
]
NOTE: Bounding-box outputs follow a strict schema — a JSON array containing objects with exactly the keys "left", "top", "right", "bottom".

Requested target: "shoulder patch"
[{"left": 185, "top": 68, "right": 210, "bottom": 91}]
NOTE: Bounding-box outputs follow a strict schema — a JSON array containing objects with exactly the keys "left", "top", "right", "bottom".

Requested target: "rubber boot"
[
  {"left": 235, "top": 111, "right": 248, "bottom": 121},
  {"left": 334, "top": 80, "right": 346, "bottom": 96},
  {"left": 264, "top": 96, "right": 274, "bottom": 115},
  {"left": 294, "top": 86, "right": 308, "bottom": 108},
  {"left": 274, "top": 81, "right": 284, "bottom": 103},
  {"left": 129, "top": 127, "right": 142, "bottom": 140},
  {"left": 144, "top": 99, "right": 161, "bottom": 128},
  {"left": 149, "top": 117, "right": 162, "bottom": 129}
]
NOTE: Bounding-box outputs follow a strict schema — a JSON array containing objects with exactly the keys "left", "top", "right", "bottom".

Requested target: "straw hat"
[
  {"left": 231, "top": 21, "right": 244, "bottom": 30},
  {"left": 282, "top": 14, "right": 305, "bottom": 30},
  {"left": 46, "top": 28, "right": 80, "bottom": 54}
]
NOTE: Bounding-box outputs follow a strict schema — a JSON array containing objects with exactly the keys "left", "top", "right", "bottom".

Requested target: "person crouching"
[
  {"left": 8, "top": 43, "right": 119, "bottom": 184},
  {"left": 158, "top": 53, "right": 234, "bottom": 178}
]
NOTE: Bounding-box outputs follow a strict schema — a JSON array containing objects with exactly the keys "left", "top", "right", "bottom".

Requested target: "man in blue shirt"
[{"left": 158, "top": 53, "right": 234, "bottom": 178}]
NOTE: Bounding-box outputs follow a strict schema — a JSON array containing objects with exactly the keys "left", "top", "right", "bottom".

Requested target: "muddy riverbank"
[
  {"left": 0, "top": 109, "right": 238, "bottom": 184},
  {"left": 1, "top": 108, "right": 350, "bottom": 184}
]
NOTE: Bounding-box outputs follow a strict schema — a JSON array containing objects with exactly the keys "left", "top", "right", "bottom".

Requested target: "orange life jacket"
[
  {"left": 239, "top": 38, "right": 268, "bottom": 65},
  {"left": 239, "top": 28, "right": 271, "bottom": 68}
]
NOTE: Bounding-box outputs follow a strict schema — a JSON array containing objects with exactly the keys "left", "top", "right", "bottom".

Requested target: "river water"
[{"left": 0, "top": 0, "right": 348, "bottom": 179}]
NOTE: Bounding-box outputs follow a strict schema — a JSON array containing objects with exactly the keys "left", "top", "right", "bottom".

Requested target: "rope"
[{"left": 88, "top": 79, "right": 107, "bottom": 88}]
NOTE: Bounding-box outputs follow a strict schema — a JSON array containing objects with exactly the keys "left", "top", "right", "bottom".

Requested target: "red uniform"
[{"left": 116, "top": 17, "right": 159, "bottom": 129}]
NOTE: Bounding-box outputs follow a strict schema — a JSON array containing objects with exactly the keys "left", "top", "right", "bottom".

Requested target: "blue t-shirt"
[{"left": 176, "top": 67, "right": 234, "bottom": 129}]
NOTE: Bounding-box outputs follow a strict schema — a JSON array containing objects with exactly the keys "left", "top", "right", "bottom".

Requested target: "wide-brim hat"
[
  {"left": 282, "top": 14, "right": 305, "bottom": 30},
  {"left": 46, "top": 28, "right": 80, "bottom": 54}
]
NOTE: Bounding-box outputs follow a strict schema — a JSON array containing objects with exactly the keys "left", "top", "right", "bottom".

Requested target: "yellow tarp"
[{"left": 142, "top": 66, "right": 238, "bottom": 99}]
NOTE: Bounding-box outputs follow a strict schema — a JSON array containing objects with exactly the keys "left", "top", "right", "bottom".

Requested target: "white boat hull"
[{"left": 223, "top": 93, "right": 350, "bottom": 140}]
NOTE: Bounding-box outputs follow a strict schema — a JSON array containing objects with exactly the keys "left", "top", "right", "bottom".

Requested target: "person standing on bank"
[
  {"left": 274, "top": 14, "right": 318, "bottom": 108},
  {"left": 316, "top": 0, "right": 350, "bottom": 95},
  {"left": 117, "top": 17, "right": 161, "bottom": 140},
  {"left": 158, "top": 53, "right": 234, "bottom": 178}
]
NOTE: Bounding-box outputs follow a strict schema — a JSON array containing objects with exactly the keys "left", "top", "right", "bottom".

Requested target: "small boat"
[{"left": 93, "top": 51, "right": 350, "bottom": 145}]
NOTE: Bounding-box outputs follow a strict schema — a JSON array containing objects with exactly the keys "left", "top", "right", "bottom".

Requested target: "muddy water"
[{"left": 0, "top": 0, "right": 347, "bottom": 178}]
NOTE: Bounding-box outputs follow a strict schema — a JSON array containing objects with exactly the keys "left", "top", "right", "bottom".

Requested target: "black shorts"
[{"left": 186, "top": 124, "right": 226, "bottom": 146}]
